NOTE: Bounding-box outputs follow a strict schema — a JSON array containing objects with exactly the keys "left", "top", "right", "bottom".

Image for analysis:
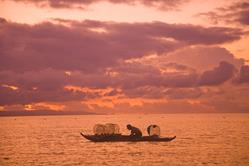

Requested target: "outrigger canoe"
[{"left": 80, "top": 133, "right": 176, "bottom": 142}]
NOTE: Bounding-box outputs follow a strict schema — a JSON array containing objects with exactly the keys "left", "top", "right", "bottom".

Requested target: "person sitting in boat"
[{"left": 126, "top": 124, "right": 142, "bottom": 138}]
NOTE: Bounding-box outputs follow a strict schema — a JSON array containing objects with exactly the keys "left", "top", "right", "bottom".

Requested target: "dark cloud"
[
  {"left": 75, "top": 20, "right": 243, "bottom": 45},
  {"left": 161, "top": 72, "right": 198, "bottom": 87},
  {"left": 0, "top": 49, "right": 243, "bottom": 106},
  {"left": 0, "top": 19, "right": 244, "bottom": 73},
  {"left": 198, "top": 61, "right": 236, "bottom": 86},
  {"left": 122, "top": 86, "right": 202, "bottom": 100},
  {"left": 196, "top": 83, "right": 249, "bottom": 113},
  {"left": 235, "top": 10, "right": 249, "bottom": 25},
  {"left": 238, "top": 65, "right": 249, "bottom": 83},
  {"left": 198, "top": 2, "right": 249, "bottom": 26},
  {"left": 0, "top": 69, "right": 109, "bottom": 90},
  {"left": 0, "top": 62, "right": 225, "bottom": 105},
  {"left": 158, "top": 46, "right": 244, "bottom": 72},
  {"left": 0, "top": 85, "right": 79, "bottom": 105},
  {"left": 109, "top": 62, "right": 198, "bottom": 89},
  {"left": 0, "top": 21, "right": 118, "bottom": 72},
  {"left": 164, "top": 88, "right": 202, "bottom": 99},
  {"left": 9, "top": 0, "right": 188, "bottom": 10},
  {"left": 161, "top": 62, "right": 196, "bottom": 72},
  {"left": 0, "top": 69, "right": 109, "bottom": 105},
  {"left": 0, "top": 17, "right": 7, "bottom": 23},
  {"left": 127, "top": 100, "right": 211, "bottom": 113}
]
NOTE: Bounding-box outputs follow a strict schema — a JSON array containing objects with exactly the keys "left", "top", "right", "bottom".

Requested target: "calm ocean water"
[{"left": 0, "top": 114, "right": 249, "bottom": 166}]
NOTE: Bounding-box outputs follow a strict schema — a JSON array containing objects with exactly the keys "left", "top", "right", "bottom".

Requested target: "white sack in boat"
[
  {"left": 93, "top": 123, "right": 120, "bottom": 135},
  {"left": 105, "top": 123, "right": 120, "bottom": 135},
  {"left": 147, "top": 125, "right": 160, "bottom": 136},
  {"left": 93, "top": 124, "right": 106, "bottom": 135}
]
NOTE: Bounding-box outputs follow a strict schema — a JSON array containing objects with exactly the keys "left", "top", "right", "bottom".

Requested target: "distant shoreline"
[
  {"left": 0, "top": 110, "right": 98, "bottom": 117},
  {"left": 0, "top": 111, "right": 248, "bottom": 117}
]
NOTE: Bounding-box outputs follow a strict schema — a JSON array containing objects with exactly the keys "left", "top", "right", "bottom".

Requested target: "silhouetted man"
[{"left": 127, "top": 124, "right": 142, "bottom": 138}]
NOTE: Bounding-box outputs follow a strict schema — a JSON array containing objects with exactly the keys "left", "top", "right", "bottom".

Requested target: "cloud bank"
[
  {"left": 0, "top": 18, "right": 248, "bottom": 113},
  {"left": 198, "top": 1, "right": 249, "bottom": 26}
]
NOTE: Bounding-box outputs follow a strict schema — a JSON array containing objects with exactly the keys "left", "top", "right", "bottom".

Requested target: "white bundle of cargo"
[
  {"left": 93, "top": 123, "right": 120, "bottom": 135},
  {"left": 93, "top": 124, "right": 106, "bottom": 135},
  {"left": 147, "top": 125, "right": 160, "bottom": 136}
]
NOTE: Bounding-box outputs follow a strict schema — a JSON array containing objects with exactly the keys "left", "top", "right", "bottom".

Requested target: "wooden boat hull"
[{"left": 80, "top": 133, "right": 176, "bottom": 142}]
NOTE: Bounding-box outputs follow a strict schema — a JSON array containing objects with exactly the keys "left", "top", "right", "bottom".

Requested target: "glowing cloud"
[
  {"left": 64, "top": 71, "right": 72, "bottom": 76},
  {"left": 24, "top": 102, "right": 65, "bottom": 111},
  {"left": 0, "top": 106, "right": 4, "bottom": 111},
  {"left": 64, "top": 85, "right": 119, "bottom": 95},
  {"left": 2, "top": 84, "right": 19, "bottom": 91}
]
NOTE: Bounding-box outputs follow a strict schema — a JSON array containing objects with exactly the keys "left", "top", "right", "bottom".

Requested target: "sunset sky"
[{"left": 0, "top": 0, "right": 249, "bottom": 114}]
